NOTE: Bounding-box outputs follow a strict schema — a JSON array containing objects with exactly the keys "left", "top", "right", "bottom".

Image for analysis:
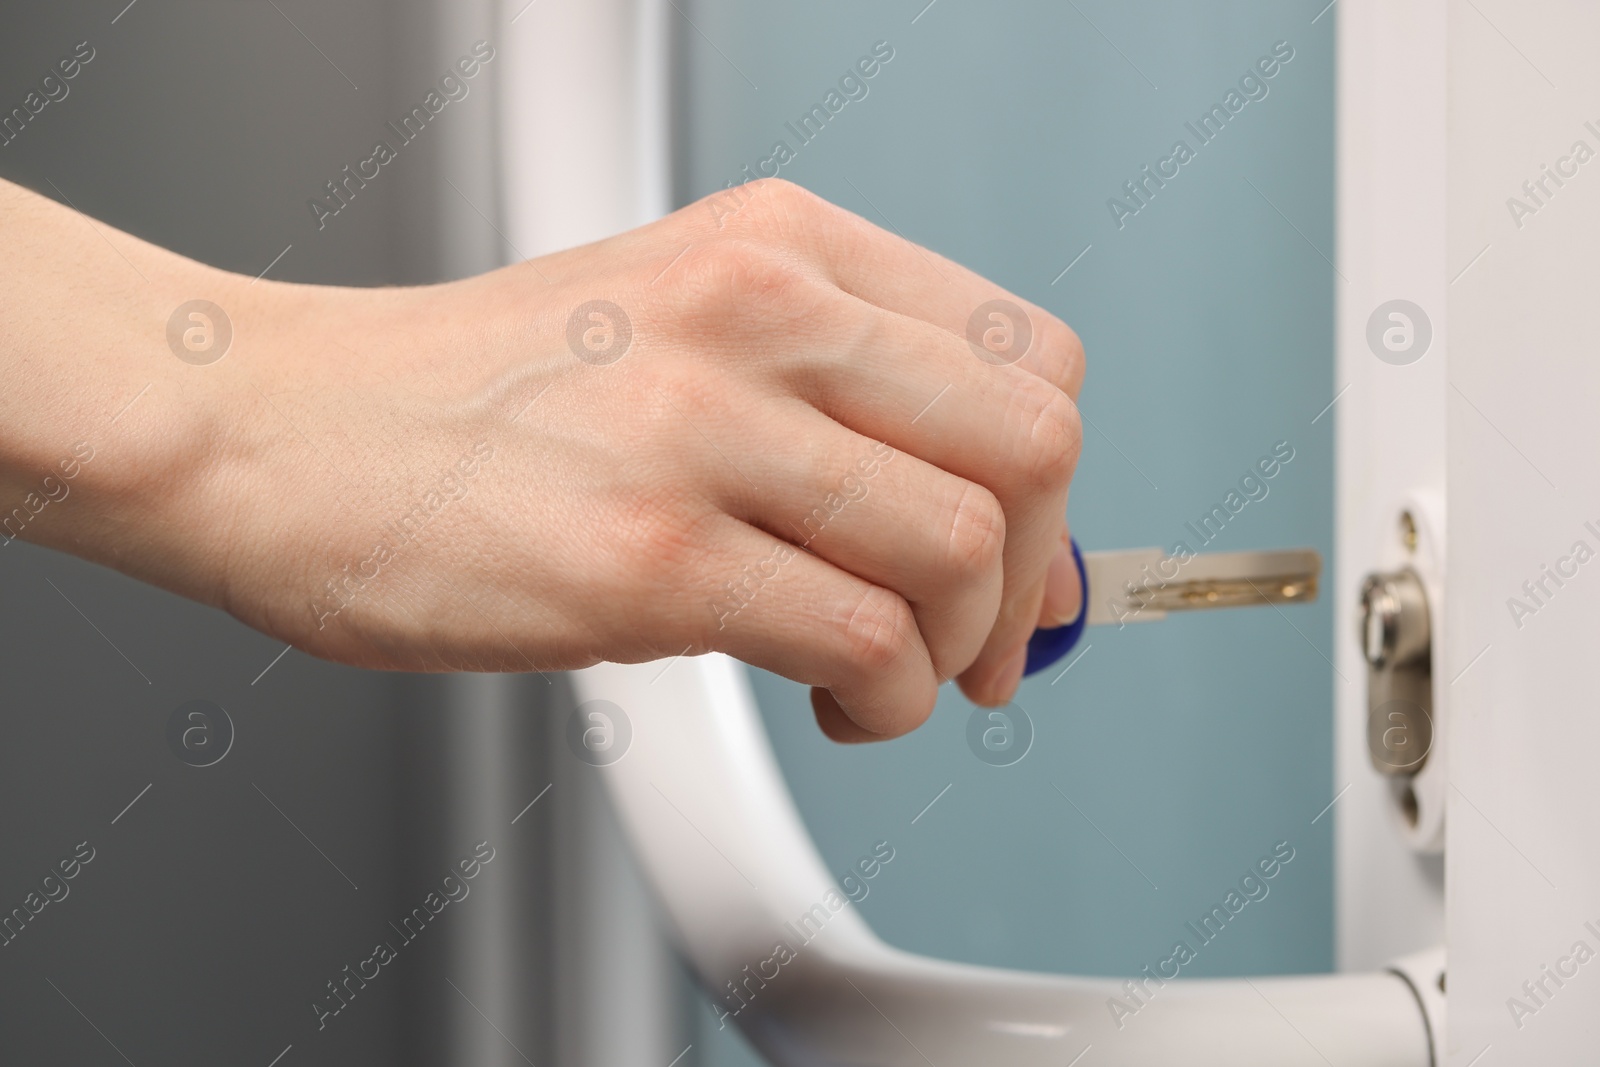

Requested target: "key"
[{"left": 1024, "top": 541, "right": 1322, "bottom": 675}]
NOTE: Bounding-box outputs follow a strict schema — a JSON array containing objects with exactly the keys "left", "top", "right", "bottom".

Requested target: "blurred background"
[{"left": 0, "top": 2, "right": 1335, "bottom": 1065}]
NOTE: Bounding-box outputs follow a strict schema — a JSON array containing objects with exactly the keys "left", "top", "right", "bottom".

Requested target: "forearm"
[{"left": 1, "top": 177, "right": 290, "bottom": 603}]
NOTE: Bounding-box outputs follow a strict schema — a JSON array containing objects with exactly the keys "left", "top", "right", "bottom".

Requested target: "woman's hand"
[{"left": 3, "top": 177, "right": 1082, "bottom": 741}]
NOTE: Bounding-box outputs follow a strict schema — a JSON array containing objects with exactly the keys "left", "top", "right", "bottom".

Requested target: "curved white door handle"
[{"left": 573, "top": 654, "right": 1436, "bottom": 1066}]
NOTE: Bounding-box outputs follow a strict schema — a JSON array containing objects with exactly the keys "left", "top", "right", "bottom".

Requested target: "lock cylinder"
[{"left": 1358, "top": 569, "right": 1433, "bottom": 777}]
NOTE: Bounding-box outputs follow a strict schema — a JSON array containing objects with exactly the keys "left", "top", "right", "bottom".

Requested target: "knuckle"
[
  {"left": 745, "top": 177, "right": 825, "bottom": 220},
  {"left": 1033, "top": 317, "right": 1087, "bottom": 396},
  {"left": 697, "top": 177, "right": 825, "bottom": 237},
  {"left": 840, "top": 586, "right": 916, "bottom": 676},
  {"left": 709, "top": 177, "right": 854, "bottom": 253},
  {"left": 696, "top": 238, "right": 785, "bottom": 293},
  {"left": 1014, "top": 382, "right": 1082, "bottom": 490},
  {"left": 940, "top": 482, "right": 1006, "bottom": 578},
  {"left": 674, "top": 239, "right": 821, "bottom": 328}
]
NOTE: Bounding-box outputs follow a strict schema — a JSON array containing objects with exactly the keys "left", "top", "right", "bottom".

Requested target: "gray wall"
[
  {"left": 673, "top": 3, "right": 1337, "bottom": 1064},
  {"left": 0, "top": 4, "right": 561, "bottom": 1066}
]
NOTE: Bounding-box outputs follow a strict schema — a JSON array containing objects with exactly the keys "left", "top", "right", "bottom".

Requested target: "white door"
[
  {"left": 1338, "top": 2, "right": 1600, "bottom": 1063},
  {"left": 1446, "top": 2, "right": 1600, "bottom": 1062}
]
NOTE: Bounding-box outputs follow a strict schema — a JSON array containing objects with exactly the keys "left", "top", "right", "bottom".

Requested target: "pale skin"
[{"left": 0, "top": 175, "right": 1083, "bottom": 742}]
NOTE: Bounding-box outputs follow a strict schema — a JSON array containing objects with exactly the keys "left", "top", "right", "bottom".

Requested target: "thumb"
[{"left": 1038, "top": 524, "right": 1083, "bottom": 628}]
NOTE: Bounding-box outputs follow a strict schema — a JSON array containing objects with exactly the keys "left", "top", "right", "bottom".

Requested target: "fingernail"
[
  {"left": 993, "top": 643, "right": 1027, "bottom": 703},
  {"left": 1041, "top": 537, "right": 1083, "bottom": 627}
]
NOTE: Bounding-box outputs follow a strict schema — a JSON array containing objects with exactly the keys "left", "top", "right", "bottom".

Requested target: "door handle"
[{"left": 572, "top": 651, "right": 1434, "bottom": 1066}]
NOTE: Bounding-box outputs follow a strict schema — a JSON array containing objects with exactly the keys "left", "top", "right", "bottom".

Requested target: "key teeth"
[{"left": 1026, "top": 543, "right": 1325, "bottom": 678}]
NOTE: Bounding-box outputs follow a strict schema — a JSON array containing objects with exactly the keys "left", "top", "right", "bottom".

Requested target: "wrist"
[
  {"left": 0, "top": 241, "right": 217, "bottom": 570},
  {"left": 2, "top": 249, "right": 369, "bottom": 618},
  {"left": 186, "top": 276, "right": 491, "bottom": 653}
]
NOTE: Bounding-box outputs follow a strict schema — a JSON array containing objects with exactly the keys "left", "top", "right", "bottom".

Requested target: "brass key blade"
[{"left": 1083, "top": 547, "right": 1321, "bottom": 627}]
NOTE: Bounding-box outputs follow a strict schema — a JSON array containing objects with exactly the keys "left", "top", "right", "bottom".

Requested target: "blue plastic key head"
[{"left": 1023, "top": 537, "right": 1088, "bottom": 676}]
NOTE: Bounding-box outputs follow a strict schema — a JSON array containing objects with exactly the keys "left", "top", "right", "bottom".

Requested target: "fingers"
[
  {"left": 782, "top": 302, "right": 1081, "bottom": 705},
  {"left": 686, "top": 516, "right": 941, "bottom": 739},
  {"left": 811, "top": 521, "right": 1079, "bottom": 745},
  {"left": 670, "top": 179, "right": 1086, "bottom": 721},
  {"left": 702, "top": 401, "right": 1006, "bottom": 683},
  {"left": 838, "top": 244, "right": 1084, "bottom": 402},
  {"left": 699, "top": 178, "right": 1085, "bottom": 400},
  {"left": 812, "top": 685, "right": 897, "bottom": 744}
]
